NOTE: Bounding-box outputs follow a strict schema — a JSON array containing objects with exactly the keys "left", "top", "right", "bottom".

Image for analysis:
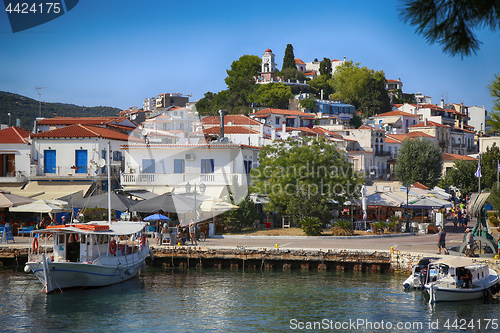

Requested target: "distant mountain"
[{"left": 0, "top": 91, "right": 123, "bottom": 130}]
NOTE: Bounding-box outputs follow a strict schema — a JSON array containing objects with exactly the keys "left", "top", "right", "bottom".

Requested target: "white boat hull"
[
  {"left": 26, "top": 246, "right": 149, "bottom": 293},
  {"left": 426, "top": 269, "right": 500, "bottom": 302}
]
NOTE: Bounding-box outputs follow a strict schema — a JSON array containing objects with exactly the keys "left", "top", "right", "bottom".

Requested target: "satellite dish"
[
  {"left": 97, "top": 158, "right": 106, "bottom": 168},
  {"left": 131, "top": 114, "right": 137, "bottom": 120}
]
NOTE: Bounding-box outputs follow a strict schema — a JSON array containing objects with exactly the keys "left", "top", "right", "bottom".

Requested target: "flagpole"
[
  {"left": 497, "top": 160, "right": 499, "bottom": 190},
  {"left": 478, "top": 154, "right": 481, "bottom": 193}
]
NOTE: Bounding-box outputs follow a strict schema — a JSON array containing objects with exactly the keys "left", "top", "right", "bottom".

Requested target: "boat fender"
[
  {"left": 149, "top": 249, "right": 154, "bottom": 260},
  {"left": 126, "top": 267, "right": 134, "bottom": 276},
  {"left": 490, "top": 286, "right": 496, "bottom": 295},
  {"left": 24, "top": 265, "right": 31, "bottom": 273},
  {"left": 32, "top": 237, "right": 39, "bottom": 252},
  {"left": 109, "top": 240, "right": 117, "bottom": 255},
  {"left": 118, "top": 263, "right": 124, "bottom": 279},
  {"left": 483, "top": 288, "right": 490, "bottom": 299}
]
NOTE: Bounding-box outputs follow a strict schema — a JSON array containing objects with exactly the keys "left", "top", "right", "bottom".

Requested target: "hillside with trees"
[{"left": 0, "top": 91, "right": 122, "bottom": 131}]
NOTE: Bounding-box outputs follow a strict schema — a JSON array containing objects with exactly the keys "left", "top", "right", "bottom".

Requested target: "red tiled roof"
[
  {"left": 310, "top": 127, "right": 343, "bottom": 138},
  {"left": 251, "top": 108, "right": 314, "bottom": 118},
  {"left": 373, "top": 110, "right": 419, "bottom": 117},
  {"left": 304, "top": 71, "right": 317, "bottom": 76},
  {"left": 384, "top": 137, "right": 400, "bottom": 144},
  {"left": 387, "top": 79, "right": 401, "bottom": 83},
  {"left": 201, "top": 115, "right": 262, "bottom": 126},
  {"left": 37, "top": 117, "right": 120, "bottom": 126},
  {"left": 295, "top": 58, "right": 305, "bottom": 65},
  {"left": 412, "top": 182, "right": 430, "bottom": 190},
  {"left": 442, "top": 153, "right": 476, "bottom": 161},
  {"left": 410, "top": 120, "right": 450, "bottom": 128},
  {"left": 265, "top": 48, "right": 272, "bottom": 53},
  {"left": 358, "top": 125, "right": 375, "bottom": 130},
  {"left": 31, "top": 124, "right": 142, "bottom": 142},
  {"left": 203, "top": 126, "right": 259, "bottom": 135},
  {"left": 0, "top": 127, "right": 30, "bottom": 144},
  {"left": 386, "top": 131, "right": 435, "bottom": 142}
]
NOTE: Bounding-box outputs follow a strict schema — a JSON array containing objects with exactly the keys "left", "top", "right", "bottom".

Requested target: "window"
[
  {"left": 174, "top": 159, "right": 185, "bottom": 173},
  {"left": 244, "top": 160, "right": 252, "bottom": 174},
  {"left": 275, "top": 117, "right": 280, "bottom": 125},
  {"left": 142, "top": 159, "right": 155, "bottom": 173},
  {"left": 201, "top": 159, "right": 214, "bottom": 173},
  {"left": 406, "top": 119, "right": 409, "bottom": 128},
  {"left": 413, "top": 120, "right": 416, "bottom": 125}
]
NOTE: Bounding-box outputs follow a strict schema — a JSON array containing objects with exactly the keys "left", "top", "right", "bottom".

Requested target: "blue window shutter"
[
  {"left": 44, "top": 150, "right": 56, "bottom": 173},
  {"left": 75, "top": 150, "right": 88, "bottom": 173}
]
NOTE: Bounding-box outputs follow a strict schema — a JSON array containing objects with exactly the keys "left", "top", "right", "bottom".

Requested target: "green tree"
[
  {"left": 440, "top": 159, "right": 478, "bottom": 195},
  {"left": 276, "top": 67, "right": 306, "bottom": 83},
  {"left": 487, "top": 73, "right": 500, "bottom": 133},
  {"left": 394, "top": 138, "right": 443, "bottom": 188},
  {"left": 308, "top": 75, "right": 333, "bottom": 100},
  {"left": 195, "top": 91, "right": 229, "bottom": 116},
  {"left": 224, "top": 55, "right": 262, "bottom": 112},
  {"left": 299, "top": 98, "right": 316, "bottom": 112},
  {"left": 479, "top": 143, "right": 500, "bottom": 189},
  {"left": 319, "top": 57, "right": 332, "bottom": 78},
  {"left": 330, "top": 61, "right": 391, "bottom": 117},
  {"left": 251, "top": 83, "right": 294, "bottom": 109},
  {"left": 250, "top": 137, "right": 364, "bottom": 225},
  {"left": 399, "top": 0, "right": 500, "bottom": 57},
  {"left": 282, "top": 44, "right": 296, "bottom": 70},
  {"left": 349, "top": 113, "right": 363, "bottom": 128}
]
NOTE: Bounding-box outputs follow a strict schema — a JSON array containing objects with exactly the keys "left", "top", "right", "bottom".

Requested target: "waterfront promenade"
[{"left": 0, "top": 226, "right": 475, "bottom": 255}]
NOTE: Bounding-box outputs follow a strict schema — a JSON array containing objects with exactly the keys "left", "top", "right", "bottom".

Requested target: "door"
[
  {"left": 75, "top": 150, "right": 88, "bottom": 174},
  {"left": 44, "top": 150, "right": 56, "bottom": 174}
]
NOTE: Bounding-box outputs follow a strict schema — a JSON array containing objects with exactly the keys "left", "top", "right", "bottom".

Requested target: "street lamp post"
[
  {"left": 405, "top": 182, "right": 410, "bottom": 233},
  {"left": 185, "top": 182, "right": 206, "bottom": 222}
]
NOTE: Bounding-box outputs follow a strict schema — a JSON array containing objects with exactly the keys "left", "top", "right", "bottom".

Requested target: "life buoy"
[
  {"left": 69, "top": 234, "right": 75, "bottom": 243},
  {"left": 109, "top": 240, "right": 117, "bottom": 255},
  {"left": 33, "top": 237, "right": 39, "bottom": 252},
  {"left": 140, "top": 234, "right": 146, "bottom": 246}
]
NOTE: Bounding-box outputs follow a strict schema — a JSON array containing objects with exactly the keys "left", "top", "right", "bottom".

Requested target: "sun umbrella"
[
  {"left": 9, "top": 199, "right": 65, "bottom": 213},
  {"left": 130, "top": 192, "right": 195, "bottom": 213},
  {"left": 144, "top": 213, "right": 171, "bottom": 221},
  {"left": 200, "top": 198, "right": 239, "bottom": 212},
  {"left": 72, "top": 192, "right": 137, "bottom": 211},
  {"left": 0, "top": 190, "right": 35, "bottom": 208}
]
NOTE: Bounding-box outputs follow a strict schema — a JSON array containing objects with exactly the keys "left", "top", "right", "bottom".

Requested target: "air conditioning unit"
[
  {"left": 30, "top": 165, "right": 37, "bottom": 176},
  {"left": 185, "top": 153, "right": 195, "bottom": 161}
]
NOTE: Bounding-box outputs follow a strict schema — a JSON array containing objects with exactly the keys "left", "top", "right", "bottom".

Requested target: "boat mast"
[{"left": 107, "top": 140, "right": 111, "bottom": 224}]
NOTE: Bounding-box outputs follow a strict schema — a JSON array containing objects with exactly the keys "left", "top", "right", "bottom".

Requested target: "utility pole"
[{"left": 35, "top": 86, "right": 48, "bottom": 118}]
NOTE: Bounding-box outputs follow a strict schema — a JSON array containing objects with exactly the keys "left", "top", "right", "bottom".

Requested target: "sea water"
[{"left": 1, "top": 267, "right": 499, "bottom": 332}]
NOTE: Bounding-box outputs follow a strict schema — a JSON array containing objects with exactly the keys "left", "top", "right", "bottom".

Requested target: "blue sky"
[{"left": 1, "top": 0, "right": 499, "bottom": 112}]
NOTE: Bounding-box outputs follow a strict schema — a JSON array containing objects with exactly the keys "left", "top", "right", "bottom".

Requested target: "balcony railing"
[{"left": 121, "top": 172, "right": 248, "bottom": 187}]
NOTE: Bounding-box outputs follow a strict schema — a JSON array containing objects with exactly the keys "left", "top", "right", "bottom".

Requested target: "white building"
[
  {"left": 0, "top": 127, "right": 31, "bottom": 189},
  {"left": 120, "top": 142, "right": 260, "bottom": 203}
]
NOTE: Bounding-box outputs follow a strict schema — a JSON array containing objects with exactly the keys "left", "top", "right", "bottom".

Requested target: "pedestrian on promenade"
[
  {"left": 189, "top": 219, "right": 197, "bottom": 246},
  {"left": 437, "top": 226, "right": 449, "bottom": 255},
  {"left": 465, "top": 228, "right": 475, "bottom": 257},
  {"left": 452, "top": 212, "right": 458, "bottom": 232}
]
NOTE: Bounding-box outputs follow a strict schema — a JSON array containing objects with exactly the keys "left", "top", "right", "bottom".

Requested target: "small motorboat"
[
  {"left": 24, "top": 221, "right": 152, "bottom": 293},
  {"left": 403, "top": 257, "right": 440, "bottom": 290},
  {"left": 425, "top": 257, "right": 500, "bottom": 302}
]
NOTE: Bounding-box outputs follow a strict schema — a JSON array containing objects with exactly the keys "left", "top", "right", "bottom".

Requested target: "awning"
[
  {"left": 9, "top": 181, "right": 92, "bottom": 201},
  {"left": 124, "top": 190, "right": 160, "bottom": 200},
  {"left": 379, "top": 116, "right": 401, "bottom": 124}
]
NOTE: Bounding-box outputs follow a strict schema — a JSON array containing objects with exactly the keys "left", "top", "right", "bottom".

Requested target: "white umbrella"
[
  {"left": 9, "top": 199, "right": 66, "bottom": 213},
  {"left": 200, "top": 198, "right": 239, "bottom": 212},
  {"left": 0, "top": 190, "right": 35, "bottom": 208}
]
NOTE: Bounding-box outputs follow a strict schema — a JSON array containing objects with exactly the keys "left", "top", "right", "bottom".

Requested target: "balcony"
[
  {"left": 374, "top": 151, "right": 392, "bottom": 157},
  {"left": 0, "top": 171, "right": 28, "bottom": 183},
  {"left": 121, "top": 172, "right": 248, "bottom": 187}
]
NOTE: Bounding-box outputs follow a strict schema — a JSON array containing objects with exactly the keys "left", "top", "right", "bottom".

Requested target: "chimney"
[
  {"left": 424, "top": 118, "right": 427, "bottom": 126},
  {"left": 343, "top": 56, "right": 346, "bottom": 62},
  {"left": 218, "top": 109, "right": 225, "bottom": 139},
  {"left": 259, "top": 123, "right": 264, "bottom": 146},
  {"left": 440, "top": 98, "right": 444, "bottom": 109}
]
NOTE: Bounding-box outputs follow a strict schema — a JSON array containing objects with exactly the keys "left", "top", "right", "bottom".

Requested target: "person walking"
[
  {"left": 437, "top": 226, "right": 449, "bottom": 255},
  {"left": 189, "top": 219, "right": 197, "bottom": 246},
  {"left": 465, "top": 228, "right": 475, "bottom": 257}
]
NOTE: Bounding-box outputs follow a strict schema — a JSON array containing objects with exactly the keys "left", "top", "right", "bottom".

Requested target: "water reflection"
[{"left": 1, "top": 267, "right": 498, "bottom": 332}]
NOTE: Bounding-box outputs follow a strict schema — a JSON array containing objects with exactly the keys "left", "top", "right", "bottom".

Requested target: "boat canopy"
[
  {"left": 34, "top": 221, "right": 146, "bottom": 236},
  {"left": 431, "top": 257, "right": 478, "bottom": 268}
]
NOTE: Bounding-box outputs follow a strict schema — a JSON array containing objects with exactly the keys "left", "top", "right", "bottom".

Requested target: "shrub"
[
  {"left": 489, "top": 216, "right": 500, "bottom": 227},
  {"left": 300, "top": 216, "right": 323, "bottom": 236},
  {"left": 332, "top": 219, "right": 354, "bottom": 236}
]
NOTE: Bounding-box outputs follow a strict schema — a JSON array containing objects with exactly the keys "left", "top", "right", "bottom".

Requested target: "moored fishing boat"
[
  {"left": 24, "top": 221, "right": 152, "bottom": 293},
  {"left": 403, "top": 257, "right": 440, "bottom": 290},
  {"left": 425, "top": 257, "right": 500, "bottom": 302}
]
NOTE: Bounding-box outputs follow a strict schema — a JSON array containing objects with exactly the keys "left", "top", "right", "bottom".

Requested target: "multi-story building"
[{"left": 0, "top": 127, "right": 31, "bottom": 190}]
